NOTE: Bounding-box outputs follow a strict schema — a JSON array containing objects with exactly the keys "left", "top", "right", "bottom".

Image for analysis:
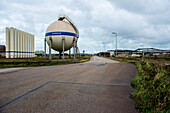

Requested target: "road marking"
[
  {"left": 79, "top": 64, "right": 105, "bottom": 66},
  {"left": 0, "top": 82, "right": 50, "bottom": 109}
]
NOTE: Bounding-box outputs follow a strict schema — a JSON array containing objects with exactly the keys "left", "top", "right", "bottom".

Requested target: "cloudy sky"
[{"left": 0, "top": 0, "right": 170, "bottom": 53}]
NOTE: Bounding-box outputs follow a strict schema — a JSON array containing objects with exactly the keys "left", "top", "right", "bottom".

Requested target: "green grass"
[
  {"left": 104, "top": 57, "right": 138, "bottom": 64},
  {"left": 0, "top": 56, "right": 91, "bottom": 68},
  {"left": 105, "top": 57, "right": 169, "bottom": 112},
  {"left": 0, "top": 56, "right": 74, "bottom": 62},
  {"left": 131, "top": 60, "right": 169, "bottom": 113}
]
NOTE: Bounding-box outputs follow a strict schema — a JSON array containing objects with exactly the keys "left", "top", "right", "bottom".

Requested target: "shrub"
[{"left": 132, "top": 60, "right": 169, "bottom": 112}]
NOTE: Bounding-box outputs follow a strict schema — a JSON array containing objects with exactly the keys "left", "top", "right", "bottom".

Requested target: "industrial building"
[
  {"left": 0, "top": 45, "right": 6, "bottom": 58},
  {"left": 98, "top": 48, "right": 170, "bottom": 57},
  {"left": 136, "top": 48, "right": 170, "bottom": 55},
  {"left": 6, "top": 27, "right": 34, "bottom": 58}
]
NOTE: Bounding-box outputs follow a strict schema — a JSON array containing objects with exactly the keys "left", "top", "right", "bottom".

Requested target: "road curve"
[{"left": 0, "top": 56, "right": 138, "bottom": 113}]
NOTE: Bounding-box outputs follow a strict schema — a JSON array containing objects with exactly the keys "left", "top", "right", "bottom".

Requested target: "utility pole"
[
  {"left": 112, "top": 32, "right": 117, "bottom": 57},
  {"left": 140, "top": 44, "right": 144, "bottom": 60},
  {"left": 102, "top": 42, "right": 105, "bottom": 57}
]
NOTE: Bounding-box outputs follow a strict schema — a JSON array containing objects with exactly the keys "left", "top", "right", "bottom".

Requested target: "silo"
[
  {"left": 24, "top": 32, "right": 26, "bottom": 58},
  {"left": 31, "top": 35, "right": 34, "bottom": 57},
  {"left": 6, "top": 27, "right": 34, "bottom": 58},
  {"left": 17, "top": 29, "right": 20, "bottom": 58},
  {"left": 27, "top": 33, "right": 30, "bottom": 57},
  {"left": 20, "top": 31, "right": 23, "bottom": 58},
  {"left": 25, "top": 32, "right": 27, "bottom": 57},
  {"left": 33, "top": 35, "right": 34, "bottom": 57},
  {"left": 14, "top": 28, "right": 17, "bottom": 58},
  {"left": 10, "top": 27, "right": 14, "bottom": 58},
  {"left": 23, "top": 32, "right": 25, "bottom": 58},
  {"left": 6, "top": 28, "right": 10, "bottom": 58}
]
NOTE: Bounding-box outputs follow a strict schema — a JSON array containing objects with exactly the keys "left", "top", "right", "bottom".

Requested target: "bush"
[{"left": 132, "top": 60, "right": 169, "bottom": 112}]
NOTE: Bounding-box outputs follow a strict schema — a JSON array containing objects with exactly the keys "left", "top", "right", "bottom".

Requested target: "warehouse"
[{"left": 0, "top": 45, "right": 6, "bottom": 58}]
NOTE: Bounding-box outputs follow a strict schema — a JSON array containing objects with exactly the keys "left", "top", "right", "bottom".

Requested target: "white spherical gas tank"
[{"left": 45, "top": 21, "right": 77, "bottom": 51}]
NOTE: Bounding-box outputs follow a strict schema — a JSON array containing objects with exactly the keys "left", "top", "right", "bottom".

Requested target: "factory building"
[
  {"left": 0, "top": 45, "right": 6, "bottom": 58},
  {"left": 103, "top": 48, "right": 170, "bottom": 57},
  {"left": 6, "top": 27, "right": 34, "bottom": 58}
]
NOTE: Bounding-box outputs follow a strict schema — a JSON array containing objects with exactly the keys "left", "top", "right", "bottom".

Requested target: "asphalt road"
[{"left": 0, "top": 56, "right": 138, "bottom": 113}]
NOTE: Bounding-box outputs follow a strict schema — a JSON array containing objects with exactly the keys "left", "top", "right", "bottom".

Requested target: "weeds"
[
  {"left": 131, "top": 60, "right": 169, "bottom": 112},
  {"left": 106, "top": 57, "right": 169, "bottom": 112},
  {"left": 0, "top": 57, "right": 91, "bottom": 68}
]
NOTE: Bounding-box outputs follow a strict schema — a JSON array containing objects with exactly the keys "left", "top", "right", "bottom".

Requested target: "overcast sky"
[{"left": 0, "top": 0, "right": 170, "bottom": 53}]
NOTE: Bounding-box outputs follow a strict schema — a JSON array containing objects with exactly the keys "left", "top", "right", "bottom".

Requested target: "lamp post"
[
  {"left": 102, "top": 42, "right": 105, "bottom": 57},
  {"left": 112, "top": 32, "right": 117, "bottom": 57},
  {"left": 140, "top": 44, "right": 144, "bottom": 60}
]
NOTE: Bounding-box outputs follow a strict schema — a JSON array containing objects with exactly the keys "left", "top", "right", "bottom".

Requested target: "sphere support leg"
[
  {"left": 59, "top": 52, "right": 62, "bottom": 59},
  {"left": 44, "top": 38, "right": 46, "bottom": 59},
  {"left": 69, "top": 49, "right": 71, "bottom": 58},
  {"left": 76, "top": 41, "right": 77, "bottom": 58},
  {"left": 62, "top": 37, "right": 65, "bottom": 59},
  {"left": 49, "top": 37, "right": 52, "bottom": 60},
  {"left": 74, "top": 40, "right": 76, "bottom": 59}
]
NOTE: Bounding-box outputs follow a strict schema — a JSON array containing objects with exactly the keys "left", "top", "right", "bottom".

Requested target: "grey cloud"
[
  {"left": 110, "top": 0, "right": 170, "bottom": 15},
  {"left": 0, "top": 0, "right": 170, "bottom": 53}
]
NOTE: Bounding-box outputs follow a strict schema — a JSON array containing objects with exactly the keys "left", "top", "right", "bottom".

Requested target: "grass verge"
[
  {"left": 0, "top": 57, "right": 91, "bottom": 68},
  {"left": 105, "top": 57, "right": 169, "bottom": 112}
]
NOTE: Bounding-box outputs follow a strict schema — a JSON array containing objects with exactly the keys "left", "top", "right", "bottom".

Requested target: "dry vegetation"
[
  {"left": 106, "top": 56, "right": 169, "bottom": 112},
  {"left": 0, "top": 56, "right": 91, "bottom": 68}
]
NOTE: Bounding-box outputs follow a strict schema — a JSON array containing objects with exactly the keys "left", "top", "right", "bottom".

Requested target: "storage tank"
[{"left": 45, "top": 20, "right": 77, "bottom": 52}]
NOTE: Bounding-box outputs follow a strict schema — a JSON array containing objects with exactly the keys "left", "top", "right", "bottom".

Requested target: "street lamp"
[
  {"left": 102, "top": 42, "right": 106, "bottom": 57},
  {"left": 112, "top": 32, "right": 117, "bottom": 57},
  {"left": 140, "top": 44, "right": 144, "bottom": 60}
]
